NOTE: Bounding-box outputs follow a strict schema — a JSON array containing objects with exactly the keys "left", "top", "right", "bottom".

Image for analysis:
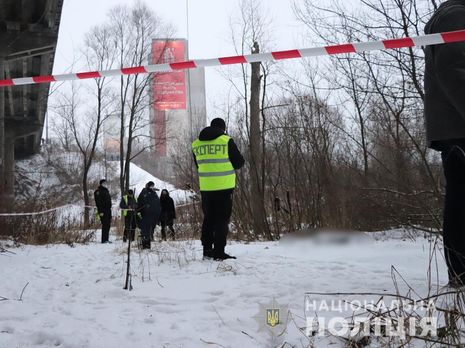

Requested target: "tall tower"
[{"left": 150, "top": 38, "right": 206, "bottom": 180}]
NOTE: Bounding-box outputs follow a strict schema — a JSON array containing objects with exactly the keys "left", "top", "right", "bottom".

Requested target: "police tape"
[
  {"left": 0, "top": 201, "right": 198, "bottom": 217},
  {"left": 1, "top": 29, "right": 465, "bottom": 87},
  {"left": 176, "top": 201, "right": 200, "bottom": 208},
  {"left": 0, "top": 204, "right": 95, "bottom": 217}
]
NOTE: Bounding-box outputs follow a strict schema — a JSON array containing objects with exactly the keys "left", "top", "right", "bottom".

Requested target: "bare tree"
[
  {"left": 51, "top": 24, "right": 115, "bottom": 226},
  {"left": 293, "top": 0, "right": 443, "bottom": 230},
  {"left": 224, "top": 0, "right": 275, "bottom": 239},
  {"left": 108, "top": 2, "right": 174, "bottom": 194},
  {"left": 54, "top": 81, "right": 109, "bottom": 226},
  {"left": 249, "top": 42, "right": 272, "bottom": 239}
]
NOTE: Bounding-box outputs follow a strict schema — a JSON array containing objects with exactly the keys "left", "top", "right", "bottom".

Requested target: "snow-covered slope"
[
  {"left": 124, "top": 162, "right": 191, "bottom": 204},
  {"left": 0, "top": 233, "right": 449, "bottom": 347},
  {"left": 15, "top": 150, "right": 192, "bottom": 206}
]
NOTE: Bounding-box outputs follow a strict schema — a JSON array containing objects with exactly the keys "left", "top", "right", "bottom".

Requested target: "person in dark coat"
[
  {"left": 139, "top": 182, "right": 159, "bottom": 240},
  {"left": 137, "top": 181, "right": 161, "bottom": 249},
  {"left": 424, "top": 0, "right": 465, "bottom": 287},
  {"left": 159, "top": 189, "right": 176, "bottom": 241},
  {"left": 119, "top": 189, "right": 138, "bottom": 242},
  {"left": 192, "top": 118, "right": 245, "bottom": 260},
  {"left": 139, "top": 182, "right": 149, "bottom": 197},
  {"left": 94, "top": 179, "right": 112, "bottom": 243}
]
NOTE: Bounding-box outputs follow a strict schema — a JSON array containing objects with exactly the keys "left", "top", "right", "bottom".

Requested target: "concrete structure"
[
  {"left": 0, "top": 0, "right": 63, "bottom": 210},
  {"left": 150, "top": 38, "right": 206, "bottom": 181}
]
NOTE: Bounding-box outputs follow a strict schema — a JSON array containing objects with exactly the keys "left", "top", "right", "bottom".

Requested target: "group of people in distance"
[{"left": 94, "top": 179, "right": 176, "bottom": 249}]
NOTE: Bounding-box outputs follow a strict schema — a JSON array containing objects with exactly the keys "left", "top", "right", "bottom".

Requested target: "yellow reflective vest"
[
  {"left": 121, "top": 195, "right": 137, "bottom": 217},
  {"left": 192, "top": 135, "right": 236, "bottom": 191}
]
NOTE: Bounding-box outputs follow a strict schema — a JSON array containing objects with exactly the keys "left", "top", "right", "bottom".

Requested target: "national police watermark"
[
  {"left": 304, "top": 294, "right": 438, "bottom": 338},
  {"left": 253, "top": 295, "right": 438, "bottom": 342},
  {"left": 253, "top": 298, "right": 290, "bottom": 344},
  {"left": 254, "top": 298, "right": 289, "bottom": 331}
]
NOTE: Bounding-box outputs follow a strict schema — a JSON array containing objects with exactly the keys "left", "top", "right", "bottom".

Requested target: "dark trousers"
[
  {"left": 442, "top": 145, "right": 465, "bottom": 283},
  {"left": 151, "top": 224, "right": 156, "bottom": 241},
  {"left": 124, "top": 213, "right": 136, "bottom": 241},
  {"left": 161, "top": 219, "right": 175, "bottom": 240},
  {"left": 201, "top": 190, "right": 233, "bottom": 250},
  {"left": 100, "top": 213, "right": 111, "bottom": 243},
  {"left": 140, "top": 217, "right": 154, "bottom": 249}
]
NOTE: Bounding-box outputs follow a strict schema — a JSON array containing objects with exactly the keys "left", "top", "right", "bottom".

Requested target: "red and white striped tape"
[
  {"left": 0, "top": 204, "right": 94, "bottom": 217},
  {"left": 0, "top": 201, "right": 197, "bottom": 217},
  {"left": 1, "top": 29, "right": 465, "bottom": 87}
]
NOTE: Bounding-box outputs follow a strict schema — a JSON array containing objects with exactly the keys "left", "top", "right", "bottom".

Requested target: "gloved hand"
[{"left": 99, "top": 213, "right": 104, "bottom": 217}]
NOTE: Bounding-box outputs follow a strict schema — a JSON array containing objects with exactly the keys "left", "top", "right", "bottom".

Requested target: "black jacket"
[
  {"left": 193, "top": 126, "right": 245, "bottom": 170},
  {"left": 160, "top": 194, "right": 176, "bottom": 222},
  {"left": 424, "top": 0, "right": 465, "bottom": 149},
  {"left": 137, "top": 189, "right": 161, "bottom": 223},
  {"left": 94, "top": 185, "right": 111, "bottom": 214}
]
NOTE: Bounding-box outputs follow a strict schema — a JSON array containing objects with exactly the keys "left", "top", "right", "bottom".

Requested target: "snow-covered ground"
[{"left": 0, "top": 231, "right": 449, "bottom": 347}]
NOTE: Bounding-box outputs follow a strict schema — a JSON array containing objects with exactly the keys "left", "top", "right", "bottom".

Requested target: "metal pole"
[
  {"left": 185, "top": 0, "right": 196, "bottom": 190},
  {"left": 0, "top": 57, "right": 5, "bottom": 212},
  {"left": 45, "top": 111, "right": 49, "bottom": 144},
  {"left": 186, "top": 0, "right": 193, "bottom": 141}
]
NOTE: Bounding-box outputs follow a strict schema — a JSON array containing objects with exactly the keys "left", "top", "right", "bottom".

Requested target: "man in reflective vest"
[
  {"left": 119, "top": 189, "right": 138, "bottom": 242},
  {"left": 192, "top": 118, "right": 245, "bottom": 260}
]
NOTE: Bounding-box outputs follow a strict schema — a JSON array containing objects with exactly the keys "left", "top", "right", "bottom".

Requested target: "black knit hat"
[
  {"left": 99, "top": 179, "right": 106, "bottom": 185},
  {"left": 211, "top": 118, "right": 226, "bottom": 131}
]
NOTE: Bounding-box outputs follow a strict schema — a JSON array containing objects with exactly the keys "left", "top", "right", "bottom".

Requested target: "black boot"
[
  {"left": 213, "top": 246, "right": 236, "bottom": 261},
  {"left": 203, "top": 245, "right": 214, "bottom": 260},
  {"left": 142, "top": 236, "right": 151, "bottom": 249}
]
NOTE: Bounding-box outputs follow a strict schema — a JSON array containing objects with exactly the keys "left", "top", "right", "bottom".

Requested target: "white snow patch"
[
  {"left": 123, "top": 162, "right": 192, "bottom": 204},
  {"left": 0, "top": 232, "right": 449, "bottom": 347}
]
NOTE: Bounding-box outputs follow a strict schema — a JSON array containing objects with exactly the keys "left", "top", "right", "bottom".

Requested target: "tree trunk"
[
  {"left": 0, "top": 57, "right": 5, "bottom": 213},
  {"left": 124, "top": 101, "right": 136, "bottom": 192},
  {"left": 249, "top": 42, "right": 272, "bottom": 240},
  {"left": 83, "top": 162, "right": 90, "bottom": 228},
  {"left": 119, "top": 76, "right": 126, "bottom": 196}
]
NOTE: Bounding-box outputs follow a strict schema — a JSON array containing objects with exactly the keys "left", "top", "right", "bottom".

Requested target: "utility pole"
[
  {"left": 0, "top": 57, "right": 5, "bottom": 213},
  {"left": 249, "top": 42, "right": 272, "bottom": 240},
  {"left": 186, "top": 0, "right": 196, "bottom": 192},
  {"left": 186, "top": 0, "right": 192, "bottom": 141}
]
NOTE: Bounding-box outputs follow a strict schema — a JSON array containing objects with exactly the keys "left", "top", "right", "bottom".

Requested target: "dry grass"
[{"left": 0, "top": 202, "right": 97, "bottom": 246}]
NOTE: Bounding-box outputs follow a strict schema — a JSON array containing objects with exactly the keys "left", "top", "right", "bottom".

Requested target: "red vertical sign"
[
  {"left": 152, "top": 40, "right": 187, "bottom": 110},
  {"left": 153, "top": 109, "right": 166, "bottom": 156},
  {"left": 151, "top": 40, "right": 187, "bottom": 157}
]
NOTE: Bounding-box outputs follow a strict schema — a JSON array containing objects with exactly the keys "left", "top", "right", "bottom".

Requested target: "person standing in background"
[
  {"left": 159, "top": 189, "right": 176, "bottom": 241},
  {"left": 94, "top": 179, "right": 112, "bottom": 243},
  {"left": 137, "top": 181, "right": 161, "bottom": 249},
  {"left": 119, "top": 189, "right": 138, "bottom": 242}
]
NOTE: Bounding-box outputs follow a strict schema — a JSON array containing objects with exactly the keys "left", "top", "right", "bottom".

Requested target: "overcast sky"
[{"left": 53, "top": 0, "right": 357, "bottom": 119}]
